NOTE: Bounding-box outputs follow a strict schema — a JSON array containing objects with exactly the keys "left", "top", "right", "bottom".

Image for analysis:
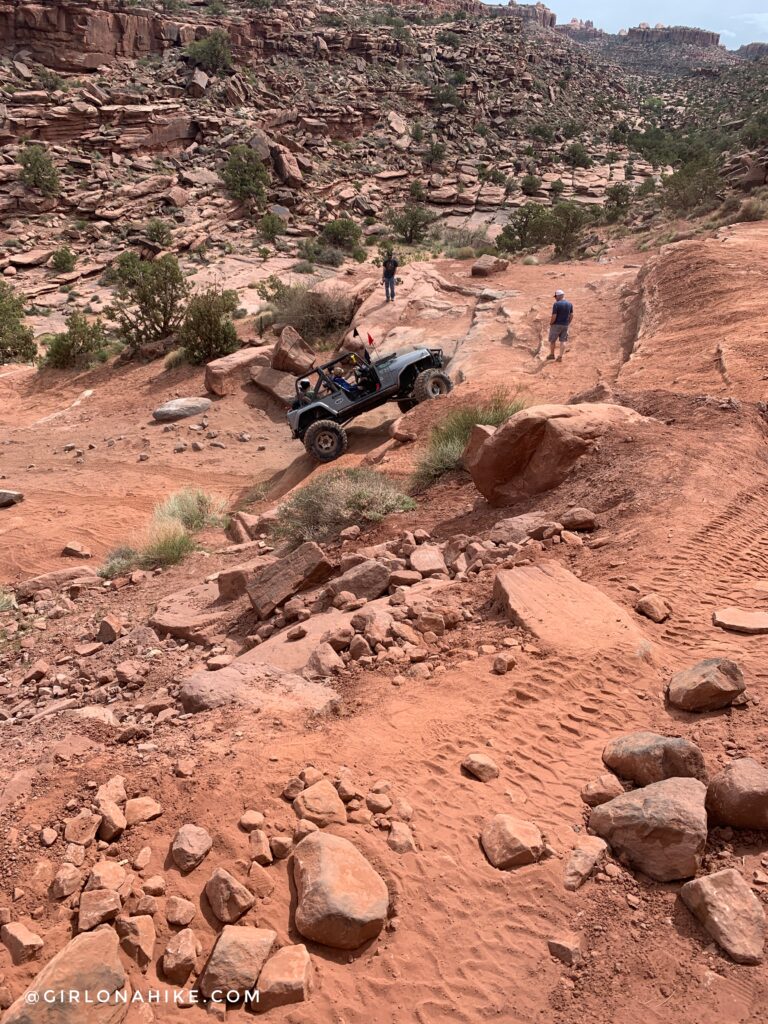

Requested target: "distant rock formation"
[
  {"left": 737, "top": 42, "right": 768, "bottom": 61},
  {"left": 626, "top": 25, "right": 721, "bottom": 48},
  {"left": 507, "top": 2, "right": 556, "bottom": 30}
]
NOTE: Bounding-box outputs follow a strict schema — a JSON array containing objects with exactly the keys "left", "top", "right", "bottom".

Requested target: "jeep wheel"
[
  {"left": 397, "top": 399, "right": 418, "bottom": 413},
  {"left": 303, "top": 419, "right": 348, "bottom": 463},
  {"left": 412, "top": 369, "right": 453, "bottom": 403}
]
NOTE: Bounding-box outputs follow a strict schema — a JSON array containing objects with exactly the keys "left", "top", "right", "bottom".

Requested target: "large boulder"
[
  {"left": 589, "top": 777, "right": 707, "bottom": 881},
  {"left": 3, "top": 926, "right": 130, "bottom": 1024},
  {"left": 326, "top": 560, "right": 391, "bottom": 602},
  {"left": 680, "top": 868, "right": 765, "bottom": 964},
  {"left": 250, "top": 365, "right": 297, "bottom": 406},
  {"left": 469, "top": 403, "right": 648, "bottom": 506},
  {"left": 706, "top": 758, "right": 768, "bottom": 829},
  {"left": 152, "top": 397, "right": 211, "bottom": 422},
  {"left": 480, "top": 814, "right": 544, "bottom": 870},
  {"left": 247, "top": 541, "right": 333, "bottom": 619},
  {"left": 271, "top": 326, "right": 316, "bottom": 375},
  {"left": 292, "top": 832, "right": 389, "bottom": 949},
  {"left": 602, "top": 731, "right": 707, "bottom": 785},
  {"left": 665, "top": 658, "right": 745, "bottom": 712},
  {"left": 471, "top": 254, "right": 509, "bottom": 277}
]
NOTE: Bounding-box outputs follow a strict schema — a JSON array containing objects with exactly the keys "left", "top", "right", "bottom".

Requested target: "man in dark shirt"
[
  {"left": 547, "top": 288, "right": 574, "bottom": 362},
  {"left": 382, "top": 251, "right": 399, "bottom": 303}
]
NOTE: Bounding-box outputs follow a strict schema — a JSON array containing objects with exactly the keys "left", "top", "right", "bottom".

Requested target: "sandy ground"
[{"left": 2, "top": 227, "right": 768, "bottom": 1023}]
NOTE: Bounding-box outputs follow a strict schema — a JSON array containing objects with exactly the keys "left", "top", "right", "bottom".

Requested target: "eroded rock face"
[
  {"left": 3, "top": 927, "right": 129, "bottom": 1024},
  {"left": 469, "top": 403, "right": 648, "bottom": 506},
  {"left": 602, "top": 731, "right": 707, "bottom": 786},
  {"left": 292, "top": 832, "right": 388, "bottom": 949},
  {"left": 706, "top": 758, "right": 768, "bottom": 829},
  {"left": 680, "top": 868, "right": 765, "bottom": 964},
  {"left": 665, "top": 658, "right": 745, "bottom": 711},
  {"left": 589, "top": 777, "right": 707, "bottom": 882}
]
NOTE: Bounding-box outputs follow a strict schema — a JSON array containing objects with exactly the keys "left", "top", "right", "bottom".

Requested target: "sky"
[{"left": 500, "top": 3, "right": 768, "bottom": 48}]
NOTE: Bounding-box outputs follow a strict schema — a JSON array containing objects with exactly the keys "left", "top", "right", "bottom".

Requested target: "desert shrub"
[
  {"left": 186, "top": 29, "right": 233, "bottom": 73},
  {"left": 604, "top": 182, "right": 633, "bottom": 222},
  {"left": 409, "top": 180, "right": 426, "bottom": 201},
  {"left": 19, "top": 144, "right": 60, "bottom": 195},
  {"left": 297, "top": 239, "right": 345, "bottom": 267},
  {"left": 272, "top": 468, "right": 415, "bottom": 544},
  {"left": 431, "top": 84, "right": 463, "bottom": 109},
  {"left": 154, "top": 487, "right": 227, "bottom": 531},
  {"left": 424, "top": 141, "right": 446, "bottom": 167},
  {"left": 436, "top": 30, "right": 461, "bottom": 47},
  {"left": 548, "top": 202, "right": 593, "bottom": 257},
  {"left": 207, "top": 0, "right": 227, "bottom": 12},
  {"left": 635, "top": 177, "right": 657, "bottom": 198},
  {"left": 320, "top": 218, "right": 362, "bottom": 251},
  {"left": 565, "top": 142, "right": 592, "bottom": 169},
  {"left": 411, "top": 122, "right": 424, "bottom": 143},
  {"left": 108, "top": 253, "right": 190, "bottom": 353},
  {"left": 411, "top": 389, "right": 526, "bottom": 491},
  {"left": 0, "top": 282, "right": 36, "bottom": 364},
  {"left": 387, "top": 204, "right": 435, "bottom": 244},
  {"left": 98, "top": 546, "right": 140, "bottom": 579},
  {"left": 0, "top": 589, "right": 16, "bottom": 612},
  {"left": 41, "top": 312, "right": 107, "bottom": 369},
  {"left": 137, "top": 520, "right": 196, "bottom": 569},
  {"left": 164, "top": 347, "right": 188, "bottom": 370},
  {"left": 178, "top": 285, "right": 239, "bottom": 364},
  {"left": 661, "top": 161, "right": 721, "bottom": 213},
  {"left": 444, "top": 245, "right": 476, "bottom": 259},
  {"left": 521, "top": 174, "right": 541, "bottom": 197},
  {"left": 258, "top": 212, "right": 285, "bottom": 242},
  {"left": 496, "top": 204, "right": 551, "bottom": 252},
  {"left": 51, "top": 247, "right": 76, "bottom": 272},
  {"left": 550, "top": 179, "right": 565, "bottom": 200},
  {"left": 38, "top": 67, "right": 66, "bottom": 92},
  {"left": 222, "top": 145, "right": 269, "bottom": 204},
  {"left": 292, "top": 260, "right": 315, "bottom": 274},
  {"left": 145, "top": 218, "right": 173, "bottom": 247},
  {"left": 255, "top": 276, "right": 351, "bottom": 343},
  {"left": 732, "top": 197, "right": 767, "bottom": 223}
]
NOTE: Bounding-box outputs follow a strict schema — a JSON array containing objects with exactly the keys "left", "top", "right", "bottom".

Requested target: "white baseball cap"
[{"left": 554, "top": 289, "right": 565, "bottom": 298}]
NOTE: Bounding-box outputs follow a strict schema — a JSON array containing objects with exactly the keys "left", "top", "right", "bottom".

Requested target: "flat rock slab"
[
  {"left": 152, "top": 397, "right": 212, "bottom": 422},
  {"left": 149, "top": 582, "right": 232, "bottom": 645},
  {"left": 205, "top": 347, "right": 267, "bottom": 396},
  {"left": 177, "top": 659, "right": 337, "bottom": 716},
  {"left": 493, "top": 561, "right": 646, "bottom": 653},
  {"left": 15, "top": 567, "right": 98, "bottom": 601},
  {"left": 250, "top": 365, "right": 297, "bottom": 406},
  {"left": 713, "top": 607, "right": 768, "bottom": 634}
]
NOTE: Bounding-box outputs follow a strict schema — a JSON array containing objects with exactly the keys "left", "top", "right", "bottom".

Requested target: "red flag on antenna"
[{"left": 367, "top": 333, "right": 375, "bottom": 346}]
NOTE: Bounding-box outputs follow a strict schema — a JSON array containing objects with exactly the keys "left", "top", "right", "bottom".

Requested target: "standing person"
[
  {"left": 382, "top": 250, "right": 399, "bottom": 303},
  {"left": 547, "top": 288, "right": 573, "bottom": 362}
]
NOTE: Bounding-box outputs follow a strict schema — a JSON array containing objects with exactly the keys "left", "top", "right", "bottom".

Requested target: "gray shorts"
[{"left": 548, "top": 323, "right": 570, "bottom": 344}]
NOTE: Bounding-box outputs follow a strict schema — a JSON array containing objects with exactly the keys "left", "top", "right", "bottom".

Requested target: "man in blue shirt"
[{"left": 547, "top": 288, "right": 573, "bottom": 362}]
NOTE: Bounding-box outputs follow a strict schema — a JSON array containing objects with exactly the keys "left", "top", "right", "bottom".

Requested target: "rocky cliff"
[{"left": 625, "top": 26, "right": 720, "bottom": 48}]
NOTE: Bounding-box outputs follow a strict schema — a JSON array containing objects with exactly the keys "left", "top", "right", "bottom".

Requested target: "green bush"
[
  {"left": 145, "top": 218, "right": 173, "bottom": 247},
  {"left": 521, "top": 174, "right": 541, "bottom": 197},
  {"left": 409, "top": 180, "right": 426, "bottom": 201},
  {"left": 51, "top": 246, "right": 76, "bottom": 272},
  {"left": 565, "top": 142, "right": 592, "bottom": 169},
  {"left": 255, "top": 276, "right": 352, "bottom": 343},
  {"left": 207, "top": 0, "right": 227, "bottom": 12},
  {"left": 0, "top": 282, "right": 36, "bottom": 364},
  {"left": 604, "top": 182, "right": 633, "bottom": 222},
  {"left": 732, "top": 197, "right": 767, "bottom": 223},
  {"left": 178, "top": 285, "right": 239, "bottom": 364},
  {"left": 550, "top": 179, "right": 565, "bottom": 200},
  {"left": 258, "top": 212, "right": 285, "bottom": 242},
  {"left": 0, "top": 589, "right": 16, "bottom": 612},
  {"left": 137, "top": 520, "right": 196, "bottom": 569},
  {"left": 292, "top": 260, "right": 315, "bottom": 274},
  {"left": 424, "top": 141, "right": 446, "bottom": 167},
  {"left": 297, "top": 240, "right": 345, "bottom": 267},
  {"left": 164, "top": 347, "right": 188, "bottom": 370},
  {"left": 411, "top": 389, "right": 526, "bottom": 491},
  {"left": 661, "top": 161, "right": 721, "bottom": 213},
  {"left": 186, "top": 29, "right": 233, "bottom": 73},
  {"left": 387, "top": 204, "right": 435, "bottom": 244},
  {"left": 320, "top": 218, "right": 362, "bottom": 251},
  {"left": 41, "top": 312, "right": 107, "bottom": 369},
  {"left": 635, "top": 177, "right": 657, "bottom": 197},
  {"left": 272, "top": 468, "right": 415, "bottom": 544},
  {"left": 154, "top": 487, "right": 226, "bottom": 531},
  {"left": 548, "top": 202, "right": 593, "bottom": 257},
  {"left": 222, "top": 145, "right": 269, "bottom": 204},
  {"left": 436, "top": 30, "right": 461, "bottom": 47},
  {"left": 496, "top": 204, "right": 551, "bottom": 252},
  {"left": 19, "top": 145, "right": 60, "bottom": 196},
  {"left": 108, "top": 253, "right": 190, "bottom": 353},
  {"left": 38, "top": 67, "right": 66, "bottom": 92}
]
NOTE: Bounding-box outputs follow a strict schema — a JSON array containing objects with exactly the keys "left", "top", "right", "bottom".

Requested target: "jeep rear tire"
[
  {"left": 304, "top": 419, "right": 348, "bottom": 463},
  {"left": 412, "top": 369, "right": 453, "bottom": 403}
]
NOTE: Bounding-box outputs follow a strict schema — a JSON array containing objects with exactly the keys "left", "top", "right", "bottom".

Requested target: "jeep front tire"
[
  {"left": 412, "top": 369, "right": 453, "bottom": 403},
  {"left": 303, "top": 419, "right": 349, "bottom": 462}
]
